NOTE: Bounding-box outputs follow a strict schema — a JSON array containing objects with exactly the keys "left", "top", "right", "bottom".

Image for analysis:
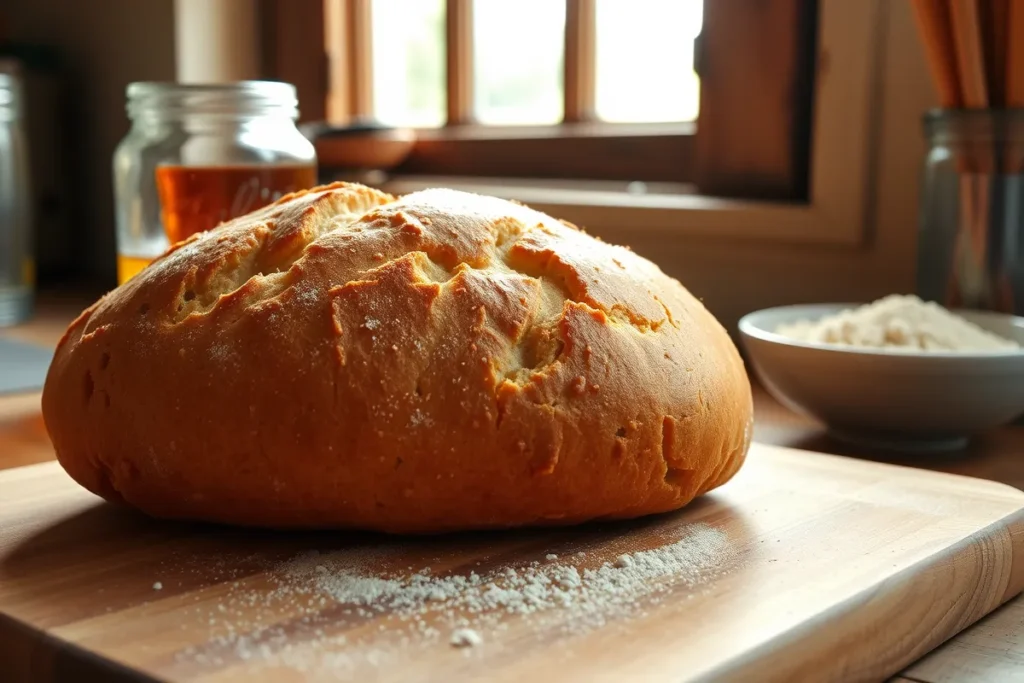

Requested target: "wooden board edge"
[
  {"left": 751, "top": 443, "right": 1024, "bottom": 502},
  {"left": 701, "top": 501, "right": 1024, "bottom": 682},
  {"left": 1001, "top": 505, "right": 1024, "bottom": 603},
  {"left": 0, "top": 612, "right": 158, "bottom": 683}
]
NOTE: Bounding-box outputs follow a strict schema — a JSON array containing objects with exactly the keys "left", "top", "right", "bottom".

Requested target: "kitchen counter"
[{"left": 2, "top": 302, "right": 1022, "bottom": 683}]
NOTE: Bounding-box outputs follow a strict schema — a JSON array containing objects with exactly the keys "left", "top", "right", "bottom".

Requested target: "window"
[
  {"left": 362, "top": 0, "right": 701, "bottom": 127},
  {"left": 263, "top": 0, "right": 818, "bottom": 198}
]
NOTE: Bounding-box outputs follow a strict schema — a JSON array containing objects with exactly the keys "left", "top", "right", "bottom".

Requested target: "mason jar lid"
[{"left": 126, "top": 81, "right": 300, "bottom": 120}]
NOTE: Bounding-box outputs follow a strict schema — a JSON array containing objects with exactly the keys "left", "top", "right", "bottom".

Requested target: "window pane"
[
  {"left": 595, "top": 0, "right": 702, "bottom": 123},
  {"left": 372, "top": 0, "right": 446, "bottom": 127},
  {"left": 473, "top": 0, "right": 565, "bottom": 125}
]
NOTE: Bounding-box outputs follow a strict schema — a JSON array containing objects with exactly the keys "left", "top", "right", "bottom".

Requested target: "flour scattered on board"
[
  {"left": 450, "top": 627, "right": 483, "bottom": 648},
  {"left": 174, "top": 522, "right": 733, "bottom": 678}
]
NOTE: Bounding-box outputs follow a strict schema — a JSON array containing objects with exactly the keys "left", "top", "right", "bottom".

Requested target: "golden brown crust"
[{"left": 42, "top": 182, "right": 753, "bottom": 532}]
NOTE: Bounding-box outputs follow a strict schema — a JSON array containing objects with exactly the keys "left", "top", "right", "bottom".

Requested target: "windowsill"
[
  {"left": 338, "top": 173, "right": 838, "bottom": 245},
  {"left": 383, "top": 175, "right": 693, "bottom": 195},
  {"left": 380, "top": 174, "right": 705, "bottom": 206},
  {"left": 379, "top": 173, "right": 808, "bottom": 215}
]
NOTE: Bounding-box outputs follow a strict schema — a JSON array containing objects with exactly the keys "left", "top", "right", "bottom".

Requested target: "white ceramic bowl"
[{"left": 738, "top": 304, "right": 1024, "bottom": 451}]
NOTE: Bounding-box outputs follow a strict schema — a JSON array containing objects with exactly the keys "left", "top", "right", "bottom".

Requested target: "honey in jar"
[
  {"left": 113, "top": 82, "right": 317, "bottom": 285},
  {"left": 155, "top": 164, "right": 317, "bottom": 243},
  {"left": 116, "top": 254, "right": 153, "bottom": 285}
]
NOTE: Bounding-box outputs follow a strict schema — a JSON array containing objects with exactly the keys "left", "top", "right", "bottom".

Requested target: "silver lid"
[{"left": 126, "top": 80, "right": 299, "bottom": 120}]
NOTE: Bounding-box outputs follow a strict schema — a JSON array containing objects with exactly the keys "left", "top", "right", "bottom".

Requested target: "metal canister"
[{"left": 0, "top": 62, "right": 32, "bottom": 327}]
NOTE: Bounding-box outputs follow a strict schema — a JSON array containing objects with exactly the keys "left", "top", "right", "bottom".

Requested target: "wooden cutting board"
[{"left": 2, "top": 444, "right": 1023, "bottom": 683}]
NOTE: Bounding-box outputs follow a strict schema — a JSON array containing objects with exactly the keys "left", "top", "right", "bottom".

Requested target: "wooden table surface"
[{"left": 2, "top": 300, "right": 1024, "bottom": 683}]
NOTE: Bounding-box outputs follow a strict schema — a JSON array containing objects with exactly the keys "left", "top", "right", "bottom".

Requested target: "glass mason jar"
[
  {"left": 916, "top": 109, "right": 1024, "bottom": 314},
  {"left": 112, "top": 81, "right": 317, "bottom": 284},
  {"left": 0, "top": 65, "right": 33, "bottom": 327}
]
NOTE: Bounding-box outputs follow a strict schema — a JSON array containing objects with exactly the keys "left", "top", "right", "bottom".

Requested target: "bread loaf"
[{"left": 42, "top": 183, "right": 753, "bottom": 532}]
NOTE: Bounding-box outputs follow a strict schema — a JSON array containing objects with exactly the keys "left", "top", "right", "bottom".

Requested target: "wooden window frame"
[{"left": 262, "top": 0, "right": 881, "bottom": 248}]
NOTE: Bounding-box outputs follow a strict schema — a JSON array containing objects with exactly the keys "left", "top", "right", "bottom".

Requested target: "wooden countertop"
[{"left": 2, "top": 302, "right": 1023, "bottom": 683}]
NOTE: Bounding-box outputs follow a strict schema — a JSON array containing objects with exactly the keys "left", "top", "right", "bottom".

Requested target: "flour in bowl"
[{"left": 775, "top": 294, "right": 1020, "bottom": 352}]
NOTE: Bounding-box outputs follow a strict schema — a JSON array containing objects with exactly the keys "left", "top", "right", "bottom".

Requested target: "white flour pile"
[
  {"left": 174, "top": 523, "right": 733, "bottom": 678},
  {"left": 281, "top": 527, "right": 726, "bottom": 624},
  {"left": 775, "top": 294, "right": 1020, "bottom": 352}
]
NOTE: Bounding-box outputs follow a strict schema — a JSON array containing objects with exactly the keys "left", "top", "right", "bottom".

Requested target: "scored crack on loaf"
[{"left": 42, "top": 182, "right": 754, "bottom": 533}]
